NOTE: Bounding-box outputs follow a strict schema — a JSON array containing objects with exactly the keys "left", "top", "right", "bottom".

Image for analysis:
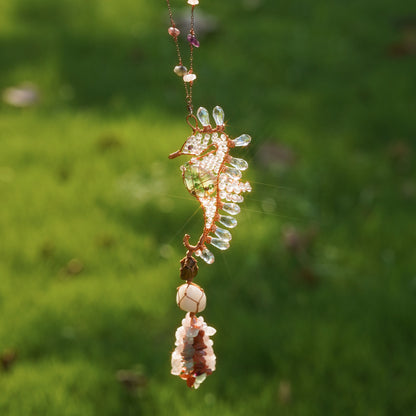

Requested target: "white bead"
[
  {"left": 183, "top": 73, "right": 197, "bottom": 82},
  {"left": 188, "top": 0, "right": 199, "bottom": 5},
  {"left": 176, "top": 283, "right": 206, "bottom": 313}
]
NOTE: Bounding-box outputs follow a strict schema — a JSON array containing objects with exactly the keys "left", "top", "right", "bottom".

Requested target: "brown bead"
[{"left": 180, "top": 255, "right": 199, "bottom": 280}]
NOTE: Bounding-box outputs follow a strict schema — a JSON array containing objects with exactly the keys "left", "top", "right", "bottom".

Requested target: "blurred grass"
[{"left": 1, "top": 0, "right": 416, "bottom": 414}]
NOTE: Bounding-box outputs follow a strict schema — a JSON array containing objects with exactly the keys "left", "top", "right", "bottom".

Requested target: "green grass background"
[{"left": 1, "top": 0, "right": 415, "bottom": 414}]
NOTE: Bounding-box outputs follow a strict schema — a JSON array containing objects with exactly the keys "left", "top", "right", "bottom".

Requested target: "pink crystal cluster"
[{"left": 171, "top": 312, "right": 216, "bottom": 389}]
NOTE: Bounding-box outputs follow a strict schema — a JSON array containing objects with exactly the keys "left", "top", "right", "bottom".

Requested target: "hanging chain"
[
  {"left": 187, "top": 5, "right": 195, "bottom": 114},
  {"left": 166, "top": 0, "right": 198, "bottom": 115}
]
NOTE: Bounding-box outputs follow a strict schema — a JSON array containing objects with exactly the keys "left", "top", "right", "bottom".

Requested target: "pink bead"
[{"left": 168, "top": 27, "right": 180, "bottom": 37}]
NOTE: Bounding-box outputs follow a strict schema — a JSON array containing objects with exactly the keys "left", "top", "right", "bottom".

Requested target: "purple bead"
[{"left": 187, "top": 34, "right": 200, "bottom": 48}]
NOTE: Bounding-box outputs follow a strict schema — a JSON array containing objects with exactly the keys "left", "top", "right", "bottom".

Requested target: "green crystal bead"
[{"left": 182, "top": 163, "right": 217, "bottom": 197}]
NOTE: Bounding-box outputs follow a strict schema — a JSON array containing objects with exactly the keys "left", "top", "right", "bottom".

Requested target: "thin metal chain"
[
  {"left": 187, "top": 5, "right": 195, "bottom": 114},
  {"left": 166, "top": 0, "right": 196, "bottom": 115}
]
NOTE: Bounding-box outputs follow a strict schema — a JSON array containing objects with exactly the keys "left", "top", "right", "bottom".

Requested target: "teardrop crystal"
[
  {"left": 214, "top": 226, "right": 232, "bottom": 241},
  {"left": 197, "top": 107, "right": 210, "bottom": 126},
  {"left": 218, "top": 215, "right": 237, "bottom": 228},
  {"left": 232, "top": 134, "right": 251, "bottom": 147},
  {"left": 212, "top": 106, "right": 225, "bottom": 126},
  {"left": 225, "top": 167, "right": 242, "bottom": 179},
  {"left": 196, "top": 247, "right": 215, "bottom": 264},
  {"left": 222, "top": 202, "right": 240, "bottom": 215},
  {"left": 209, "top": 237, "right": 230, "bottom": 251},
  {"left": 182, "top": 163, "right": 216, "bottom": 197},
  {"left": 228, "top": 156, "right": 248, "bottom": 171}
]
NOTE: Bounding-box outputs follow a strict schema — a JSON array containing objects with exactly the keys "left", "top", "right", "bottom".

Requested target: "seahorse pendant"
[{"left": 169, "top": 106, "right": 252, "bottom": 264}]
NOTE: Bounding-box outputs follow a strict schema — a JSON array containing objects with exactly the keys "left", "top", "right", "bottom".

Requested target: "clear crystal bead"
[
  {"left": 197, "top": 107, "right": 210, "bottom": 126},
  {"left": 228, "top": 156, "right": 248, "bottom": 171},
  {"left": 225, "top": 167, "right": 242, "bottom": 179},
  {"left": 212, "top": 106, "right": 225, "bottom": 126},
  {"left": 198, "top": 247, "right": 215, "bottom": 264},
  {"left": 222, "top": 202, "right": 240, "bottom": 215},
  {"left": 218, "top": 215, "right": 237, "bottom": 228},
  {"left": 209, "top": 237, "right": 230, "bottom": 250},
  {"left": 232, "top": 134, "right": 251, "bottom": 147},
  {"left": 214, "top": 226, "right": 232, "bottom": 241}
]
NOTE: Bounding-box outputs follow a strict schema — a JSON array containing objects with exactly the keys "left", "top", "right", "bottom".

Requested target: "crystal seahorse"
[{"left": 169, "top": 106, "right": 252, "bottom": 264}]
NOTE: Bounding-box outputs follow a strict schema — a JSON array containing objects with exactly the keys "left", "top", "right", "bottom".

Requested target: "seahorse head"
[{"left": 169, "top": 133, "right": 213, "bottom": 159}]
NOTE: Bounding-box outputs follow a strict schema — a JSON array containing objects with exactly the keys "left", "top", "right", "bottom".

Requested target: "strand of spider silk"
[{"left": 166, "top": 205, "right": 202, "bottom": 247}]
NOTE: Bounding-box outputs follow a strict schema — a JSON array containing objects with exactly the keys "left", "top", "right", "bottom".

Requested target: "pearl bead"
[
  {"left": 174, "top": 65, "right": 188, "bottom": 76},
  {"left": 183, "top": 73, "right": 197, "bottom": 82},
  {"left": 176, "top": 283, "right": 206, "bottom": 313},
  {"left": 168, "top": 27, "right": 180, "bottom": 37}
]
